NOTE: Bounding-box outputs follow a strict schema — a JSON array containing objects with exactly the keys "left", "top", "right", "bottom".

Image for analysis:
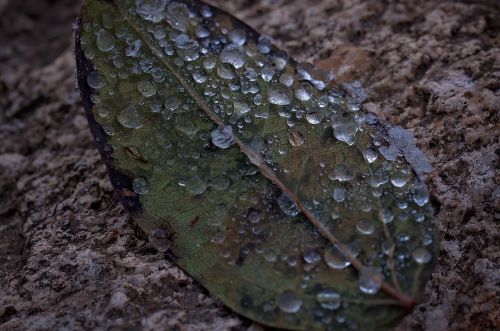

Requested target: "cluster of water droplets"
[{"left": 79, "top": 0, "right": 436, "bottom": 326}]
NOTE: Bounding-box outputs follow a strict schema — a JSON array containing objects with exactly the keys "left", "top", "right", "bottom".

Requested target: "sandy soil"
[{"left": 0, "top": 0, "right": 498, "bottom": 330}]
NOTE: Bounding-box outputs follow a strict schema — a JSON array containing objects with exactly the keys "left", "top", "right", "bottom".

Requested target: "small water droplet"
[
  {"left": 277, "top": 290, "right": 302, "bottom": 314},
  {"left": 331, "top": 164, "right": 353, "bottom": 182},
  {"left": 378, "top": 208, "right": 394, "bottom": 224},
  {"left": 358, "top": 267, "right": 382, "bottom": 294},
  {"left": 316, "top": 289, "right": 341, "bottom": 310},
  {"left": 217, "top": 63, "right": 236, "bottom": 80},
  {"left": 333, "top": 187, "right": 346, "bottom": 202},
  {"left": 248, "top": 209, "right": 261, "bottom": 223},
  {"left": 413, "top": 183, "right": 429, "bottom": 206},
  {"left": 277, "top": 193, "right": 299, "bottom": 216},
  {"left": 305, "top": 110, "right": 324, "bottom": 125},
  {"left": 211, "top": 232, "right": 225, "bottom": 244},
  {"left": 356, "top": 219, "right": 374, "bottom": 235},
  {"left": 211, "top": 126, "right": 235, "bottom": 149},
  {"left": 413, "top": 247, "right": 432, "bottom": 264},
  {"left": 132, "top": 177, "right": 149, "bottom": 194},
  {"left": 87, "top": 71, "right": 106, "bottom": 89},
  {"left": 279, "top": 72, "right": 294, "bottom": 87},
  {"left": 324, "top": 245, "right": 350, "bottom": 269},
  {"left": 303, "top": 249, "right": 321, "bottom": 264},
  {"left": 185, "top": 176, "right": 207, "bottom": 195},
  {"left": 228, "top": 29, "right": 247, "bottom": 46},
  {"left": 126, "top": 39, "right": 142, "bottom": 57},
  {"left": 295, "top": 82, "right": 314, "bottom": 101},
  {"left": 148, "top": 228, "right": 170, "bottom": 253},
  {"left": 364, "top": 148, "right": 378, "bottom": 163},
  {"left": 165, "top": 96, "right": 181, "bottom": 111}
]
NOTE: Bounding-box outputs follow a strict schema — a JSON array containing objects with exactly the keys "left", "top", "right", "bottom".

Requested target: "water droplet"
[
  {"left": 248, "top": 209, "right": 261, "bottom": 223},
  {"left": 234, "top": 100, "right": 251, "bottom": 116},
  {"left": 137, "top": 80, "right": 157, "bottom": 97},
  {"left": 257, "top": 36, "right": 272, "bottom": 54},
  {"left": 413, "top": 247, "right": 432, "bottom": 264},
  {"left": 261, "top": 66, "right": 275, "bottom": 82},
  {"left": 358, "top": 267, "right": 382, "bottom": 294},
  {"left": 126, "top": 39, "right": 142, "bottom": 57},
  {"left": 217, "top": 63, "right": 236, "bottom": 80},
  {"left": 136, "top": 0, "right": 168, "bottom": 22},
  {"left": 132, "top": 177, "right": 149, "bottom": 194},
  {"left": 277, "top": 290, "right": 302, "bottom": 314},
  {"left": 316, "top": 289, "right": 341, "bottom": 310},
  {"left": 228, "top": 29, "right": 247, "bottom": 46},
  {"left": 324, "top": 245, "right": 350, "bottom": 269},
  {"left": 305, "top": 110, "right": 324, "bottom": 125},
  {"left": 87, "top": 71, "right": 106, "bottom": 89},
  {"left": 332, "top": 164, "right": 353, "bottom": 182},
  {"left": 279, "top": 72, "right": 294, "bottom": 87},
  {"left": 148, "top": 228, "right": 170, "bottom": 253},
  {"left": 277, "top": 193, "right": 299, "bottom": 216},
  {"left": 200, "top": 4, "right": 213, "bottom": 18},
  {"left": 203, "top": 57, "right": 216, "bottom": 70},
  {"left": 268, "top": 84, "right": 292, "bottom": 106},
  {"left": 165, "top": 96, "right": 181, "bottom": 111},
  {"left": 356, "top": 219, "right": 374, "bottom": 235},
  {"left": 333, "top": 187, "right": 346, "bottom": 202},
  {"left": 211, "top": 126, "right": 235, "bottom": 149},
  {"left": 364, "top": 148, "right": 378, "bottom": 163},
  {"left": 211, "top": 232, "right": 225, "bottom": 244},
  {"left": 220, "top": 44, "right": 246, "bottom": 69},
  {"left": 195, "top": 24, "right": 210, "bottom": 38},
  {"left": 295, "top": 82, "right": 314, "bottom": 101},
  {"left": 185, "top": 176, "right": 207, "bottom": 195},
  {"left": 263, "top": 248, "right": 277, "bottom": 262},
  {"left": 378, "top": 208, "right": 394, "bottom": 224},
  {"left": 288, "top": 131, "right": 304, "bottom": 147},
  {"left": 117, "top": 105, "right": 143, "bottom": 129},
  {"left": 413, "top": 183, "right": 429, "bottom": 206},
  {"left": 390, "top": 174, "right": 409, "bottom": 188},
  {"left": 303, "top": 249, "right": 321, "bottom": 264},
  {"left": 96, "top": 29, "right": 115, "bottom": 52}
]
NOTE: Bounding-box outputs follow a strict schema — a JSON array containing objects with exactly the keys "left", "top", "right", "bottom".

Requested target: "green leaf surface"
[{"left": 75, "top": 1, "right": 438, "bottom": 330}]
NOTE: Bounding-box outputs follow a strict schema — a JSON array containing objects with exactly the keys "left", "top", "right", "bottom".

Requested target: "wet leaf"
[{"left": 75, "top": 1, "right": 438, "bottom": 330}]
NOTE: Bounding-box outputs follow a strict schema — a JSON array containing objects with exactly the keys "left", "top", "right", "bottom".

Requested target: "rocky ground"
[{"left": 0, "top": 0, "right": 498, "bottom": 330}]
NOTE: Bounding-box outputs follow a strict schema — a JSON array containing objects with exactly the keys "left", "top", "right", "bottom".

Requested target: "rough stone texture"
[{"left": 0, "top": 0, "right": 498, "bottom": 330}]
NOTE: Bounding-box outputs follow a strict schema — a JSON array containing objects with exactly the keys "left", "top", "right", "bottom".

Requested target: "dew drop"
[
  {"left": 257, "top": 36, "right": 272, "bottom": 54},
  {"left": 277, "top": 193, "right": 299, "bottom": 216},
  {"left": 228, "top": 29, "right": 247, "bottom": 46},
  {"left": 378, "top": 208, "right": 394, "bottom": 224},
  {"left": 234, "top": 100, "right": 251, "bottom": 116},
  {"left": 413, "top": 183, "right": 429, "bottom": 206},
  {"left": 303, "top": 249, "right": 321, "bottom": 264},
  {"left": 277, "top": 290, "right": 302, "bottom": 314},
  {"left": 126, "top": 39, "right": 142, "bottom": 57},
  {"left": 295, "top": 82, "right": 314, "bottom": 102},
  {"left": 324, "top": 245, "right": 350, "bottom": 269},
  {"left": 268, "top": 84, "right": 292, "bottom": 106},
  {"left": 305, "top": 110, "right": 324, "bottom": 125},
  {"left": 165, "top": 96, "right": 181, "bottom": 111},
  {"left": 87, "top": 71, "right": 106, "bottom": 89},
  {"left": 137, "top": 80, "right": 157, "bottom": 97},
  {"left": 132, "top": 177, "right": 149, "bottom": 195},
  {"left": 332, "top": 164, "right": 353, "bottom": 182},
  {"left": 279, "top": 72, "right": 294, "bottom": 87},
  {"left": 356, "top": 219, "right": 374, "bottom": 235},
  {"left": 248, "top": 209, "right": 261, "bottom": 223},
  {"left": 211, "top": 232, "right": 225, "bottom": 244},
  {"left": 192, "top": 70, "right": 207, "bottom": 83},
  {"left": 211, "top": 126, "right": 235, "bottom": 149},
  {"left": 217, "top": 63, "right": 236, "bottom": 80},
  {"left": 117, "top": 105, "right": 143, "bottom": 129},
  {"left": 413, "top": 247, "right": 432, "bottom": 264},
  {"left": 358, "top": 267, "right": 382, "bottom": 295},
  {"left": 390, "top": 174, "right": 409, "bottom": 188},
  {"left": 364, "top": 148, "right": 378, "bottom": 163},
  {"left": 316, "top": 289, "right": 341, "bottom": 310},
  {"left": 148, "top": 228, "right": 170, "bottom": 253},
  {"left": 185, "top": 176, "right": 208, "bottom": 195},
  {"left": 333, "top": 187, "right": 346, "bottom": 202},
  {"left": 96, "top": 29, "right": 115, "bottom": 52},
  {"left": 220, "top": 44, "right": 246, "bottom": 69},
  {"left": 288, "top": 131, "right": 304, "bottom": 147},
  {"left": 261, "top": 66, "right": 275, "bottom": 82}
]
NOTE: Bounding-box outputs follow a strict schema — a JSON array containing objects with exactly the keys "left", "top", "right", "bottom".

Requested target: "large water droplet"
[
  {"left": 96, "top": 29, "right": 115, "bottom": 52},
  {"left": 117, "top": 105, "right": 143, "bottom": 129},
  {"left": 220, "top": 45, "right": 246, "bottom": 69},
  {"left": 132, "top": 177, "right": 149, "bottom": 195},
  {"left": 211, "top": 126, "right": 235, "bottom": 149},
  {"left": 358, "top": 267, "right": 382, "bottom": 294},
  {"left": 316, "top": 289, "right": 341, "bottom": 310},
  {"left": 268, "top": 84, "right": 292, "bottom": 106},
  {"left": 277, "top": 290, "right": 302, "bottom": 314}
]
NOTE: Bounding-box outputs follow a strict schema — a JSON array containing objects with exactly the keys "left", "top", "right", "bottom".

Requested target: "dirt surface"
[{"left": 0, "top": 0, "right": 499, "bottom": 330}]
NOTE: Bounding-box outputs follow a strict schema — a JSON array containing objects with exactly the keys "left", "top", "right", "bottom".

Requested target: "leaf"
[{"left": 75, "top": 1, "right": 438, "bottom": 330}]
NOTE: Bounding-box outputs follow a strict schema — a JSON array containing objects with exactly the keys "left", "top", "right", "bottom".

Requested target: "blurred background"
[{"left": 0, "top": 1, "right": 498, "bottom": 330}]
